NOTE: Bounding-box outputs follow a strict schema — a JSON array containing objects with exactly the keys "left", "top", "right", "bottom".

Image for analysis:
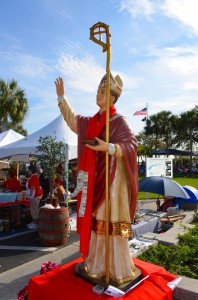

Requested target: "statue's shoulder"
[{"left": 110, "top": 113, "right": 126, "bottom": 122}]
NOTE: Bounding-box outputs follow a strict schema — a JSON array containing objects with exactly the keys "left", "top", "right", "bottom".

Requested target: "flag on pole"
[
  {"left": 141, "top": 116, "right": 146, "bottom": 122},
  {"left": 133, "top": 107, "right": 147, "bottom": 116}
]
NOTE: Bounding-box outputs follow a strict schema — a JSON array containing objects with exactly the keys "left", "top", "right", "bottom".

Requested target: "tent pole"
[
  {"left": 16, "top": 162, "right": 19, "bottom": 180},
  {"left": 63, "top": 143, "right": 69, "bottom": 205}
]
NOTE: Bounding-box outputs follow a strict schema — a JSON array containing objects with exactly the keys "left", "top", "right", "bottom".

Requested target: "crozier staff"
[{"left": 55, "top": 74, "right": 138, "bottom": 283}]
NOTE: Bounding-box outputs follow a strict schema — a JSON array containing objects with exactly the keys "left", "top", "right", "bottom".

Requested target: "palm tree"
[
  {"left": 9, "top": 122, "right": 28, "bottom": 136},
  {"left": 175, "top": 108, "right": 198, "bottom": 168},
  {"left": 136, "top": 131, "right": 159, "bottom": 156},
  {"left": 156, "top": 111, "right": 177, "bottom": 149},
  {"left": 0, "top": 79, "right": 29, "bottom": 134},
  {"left": 144, "top": 114, "right": 164, "bottom": 152},
  {"left": 144, "top": 111, "right": 178, "bottom": 154}
]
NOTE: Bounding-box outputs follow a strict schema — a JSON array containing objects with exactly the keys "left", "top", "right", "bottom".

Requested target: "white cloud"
[
  {"left": 117, "top": 0, "right": 198, "bottom": 37},
  {"left": 147, "top": 46, "right": 198, "bottom": 58},
  {"left": 146, "top": 45, "right": 198, "bottom": 76},
  {"left": 152, "top": 94, "right": 196, "bottom": 112},
  {"left": 57, "top": 9, "right": 72, "bottom": 21},
  {"left": 118, "top": 0, "right": 156, "bottom": 17},
  {"left": 15, "top": 54, "right": 52, "bottom": 79},
  {"left": 182, "top": 81, "right": 198, "bottom": 91},
  {"left": 167, "top": 55, "right": 198, "bottom": 75},
  {"left": 163, "top": 0, "right": 198, "bottom": 35},
  {"left": 117, "top": 72, "right": 141, "bottom": 91},
  {"left": 55, "top": 53, "right": 141, "bottom": 107},
  {"left": 0, "top": 50, "right": 52, "bottom": 79},
  {"left": 55, "top": 52, "right": 105, "bottom": 93},
  {"left": 119, "top": 43, "right": 198, "bottom": 131},
  {"left": 54, "top": 37, "right": 140, "bottom": 94},
  {"left": 0, "top": 33, "right": 19, "bottom": 43}
]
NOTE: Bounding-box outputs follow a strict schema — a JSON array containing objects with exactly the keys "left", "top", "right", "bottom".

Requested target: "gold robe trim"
[{"left": 91, "top": 218, "right": 133, "bottom": 238}]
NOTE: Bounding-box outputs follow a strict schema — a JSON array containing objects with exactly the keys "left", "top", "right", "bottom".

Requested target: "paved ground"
[
  {"left": 0, "top": 229, "right": 80, "bottom": 300},
  {"left": 0, "top": 200, "right": 157, "bottom": 273},
  {"left": 0, "top": 229, "right": 80, "bottom": 274},
  {"left": 0, "top": 210, "right": 79, "bottom": 274},
  {"left": 0, "top": 200, "right": 157, "bottom": 300}
]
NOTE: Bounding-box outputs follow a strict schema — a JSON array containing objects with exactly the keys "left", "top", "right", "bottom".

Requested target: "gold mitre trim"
[{"left": 99, "top": 73, "right": 123, "bottom": 97}]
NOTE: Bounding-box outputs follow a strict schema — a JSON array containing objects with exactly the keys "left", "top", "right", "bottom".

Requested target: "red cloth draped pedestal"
[{"left": 28, "top": 257, "right": 178, "bottom": 300}]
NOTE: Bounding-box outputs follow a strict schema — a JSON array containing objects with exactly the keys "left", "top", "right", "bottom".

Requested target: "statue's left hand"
[{"left": 85, "top": 137, "right": 108, "bottom": 152}]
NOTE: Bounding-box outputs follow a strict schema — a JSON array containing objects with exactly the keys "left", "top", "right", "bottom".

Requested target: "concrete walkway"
[{"left": 0, "top": 231, "right": 80, "bottom": 300}]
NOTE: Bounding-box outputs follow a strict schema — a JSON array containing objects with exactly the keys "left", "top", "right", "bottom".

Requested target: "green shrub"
[{"left": 138, "top": 213, "right": 198, "bottom": 279}]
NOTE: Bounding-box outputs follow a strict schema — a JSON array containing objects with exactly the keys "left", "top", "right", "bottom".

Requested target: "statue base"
[{"left": 75, "top": 262, "right": 142, "bottom": 292}]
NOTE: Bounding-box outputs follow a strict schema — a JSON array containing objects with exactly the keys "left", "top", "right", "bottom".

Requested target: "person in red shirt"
[
  {"left": 54, "top": 173, "right": 63, "bottom": 188},
  {"left": 157, "top": 196, "right": 175, "bottom": 212},
  {"left": 4, "top": 170, "right": 22, "bottom": 192},
  {"left": 4, "top": 170, "right": 22, "bottom": 226},
  {"left": 27, "top": 165, "right": 43, "bottom": 230}
]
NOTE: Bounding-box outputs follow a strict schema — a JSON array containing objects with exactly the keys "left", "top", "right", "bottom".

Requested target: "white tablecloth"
[
  {"left": 69, "top": 211, "right": 162, "bottom": 237},
  {"left": 132, "top": 217, "right": 161, "bottom": 237}
]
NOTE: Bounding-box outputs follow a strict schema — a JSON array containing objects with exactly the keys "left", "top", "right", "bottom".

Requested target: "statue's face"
[
  {"left": 96, "top": 88, "right": 114, "bottom": 110},
  {"left": 96, "top": 88, "right": 106, "bottom": 109}
]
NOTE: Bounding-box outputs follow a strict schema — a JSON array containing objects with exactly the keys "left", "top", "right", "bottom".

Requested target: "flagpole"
[{"left": 146, "top": 102, "right": 148, "bottom": 120}]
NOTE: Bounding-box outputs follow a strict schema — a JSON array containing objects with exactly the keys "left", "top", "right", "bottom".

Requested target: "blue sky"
[{"left": 0, "top": 0, "right": 198, "bottom": 136}]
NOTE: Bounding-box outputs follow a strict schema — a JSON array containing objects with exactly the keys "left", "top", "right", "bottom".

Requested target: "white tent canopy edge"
[
  {"left": 0, "top": 129, "right": 24, "bottom": 147},
  {"left": 0, "top": 115, "right": 77, "bottom": 162}
]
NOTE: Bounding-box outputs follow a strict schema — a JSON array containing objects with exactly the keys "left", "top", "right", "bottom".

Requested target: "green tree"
[
  {"left": 136, "top": 131, "right": 156, "bottom": 158},
  {"left": 9, "top": 122, "right": 28, "bottom": 136},
  {"left": 174, "top": 107, "right": 198, "bottom": 168},
  {"left": 175, "top": 107, "right": 198, "bottom": 145},
  {"left": 35, "top": 135, "right": 65, "bottom": 198},
  {"left": 144, "top": 113, "right": 165, "bottom": 152},
  {"left": 157, "top": 111, "right": 177, "bottom": 149},
  {"left": 0, "top": 79, "right": 29, "bottom": 134},
  {"left": 144, "top": 111, "right": 179, "bottom": 154}
]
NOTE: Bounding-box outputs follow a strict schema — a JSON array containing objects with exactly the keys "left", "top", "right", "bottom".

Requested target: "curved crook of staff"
[{"left": 90, "top": 21, "right": 111, "bottom": 287}]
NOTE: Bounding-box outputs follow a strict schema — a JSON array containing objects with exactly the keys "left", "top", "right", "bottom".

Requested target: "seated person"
[
  {"left": 156, "top": 196, "right": 175, "bottom": 212},
  {"left": 191, "top": 166, "right": 198, "bottom": 175},
  {"left": 54, "top": 184, "right": 66, "bottom": 205},
  {"left": 4, "top": 170, "right": 22, "bottom": 192},
  {"left": 4, "top": 170, "right": 22, "bottom": 226},
  {"left": 54, "top": 173, "right": 63, "bottom": 189}
]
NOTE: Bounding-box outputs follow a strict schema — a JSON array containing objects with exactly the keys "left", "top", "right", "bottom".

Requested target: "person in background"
[
  {"left": 156, "top": 196, "right": 175, "bottom": 212},
  {"left": 27, "top": 165, "right": 43, "bottom": 230},
  {"left": 53, "top": 181, "right": 66, "bottom": 206},
  {"left": 39, "top": 169, "right": 50, "bottom": 200},
  {"left": 4, "top": 170, "right": 22, "bottom": 192},
  {"left": 54, "top": 173, "right": 63, "bottom": 189},
  {"left": 4, "top": 170, "right": 22, "bottom": 226}
]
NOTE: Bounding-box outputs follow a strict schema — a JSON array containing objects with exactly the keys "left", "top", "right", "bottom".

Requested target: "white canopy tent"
[
  {"left": 0, "top": 115, "right": 77, "bottom": 161},
  {"left": 0, "top": 129, "right": 25, "bottom": 168},
  {"left": 0, "top": 129, "right": 24, "bottom": 147}
]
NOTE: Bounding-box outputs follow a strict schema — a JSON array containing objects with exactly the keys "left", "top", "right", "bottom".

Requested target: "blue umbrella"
[
  {"left": 183, "top": 185, "right": 198, "bottom": 201},
  {"left": 176, "top": 185, "right": 198, "bottom": 204},
  {"left": 139, "top": 176, "right": 190, "bottom": 199}
]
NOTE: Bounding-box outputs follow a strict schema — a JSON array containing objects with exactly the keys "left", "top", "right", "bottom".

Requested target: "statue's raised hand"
[{"left": 55, "top": 77, "right": 64, "bottom": 97}]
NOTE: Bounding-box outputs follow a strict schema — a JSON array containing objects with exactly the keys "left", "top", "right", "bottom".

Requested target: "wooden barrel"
[{"left": 39, "top": 207, "right": 69, "bottom": 246}]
